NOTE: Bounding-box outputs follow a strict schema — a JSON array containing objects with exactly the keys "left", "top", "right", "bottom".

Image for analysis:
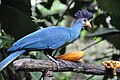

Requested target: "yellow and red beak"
[{"left": 86, "top": 21, "right": 92, "bottom": 29}]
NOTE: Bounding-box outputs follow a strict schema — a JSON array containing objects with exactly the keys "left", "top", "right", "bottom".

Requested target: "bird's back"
[{"left": 8, "top": 26, "right": 72, "bottom": 52}]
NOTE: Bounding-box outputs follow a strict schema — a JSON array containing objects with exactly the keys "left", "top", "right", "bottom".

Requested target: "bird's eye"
[
  {"left": 83, "top": 19, "right": 86, "bottom": 22},
  {"left": 82, "top": 19, "right": 87, "bottom": 24}
]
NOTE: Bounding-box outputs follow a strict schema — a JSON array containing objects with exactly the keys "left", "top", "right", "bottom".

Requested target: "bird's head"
[{"left": 74, "top": 10, "right": 93, "bottom": 29}]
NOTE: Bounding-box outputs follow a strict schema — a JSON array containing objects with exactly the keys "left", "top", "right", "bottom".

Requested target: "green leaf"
[
  {"left": 30, "top": 72, "right": 42, "bottom": 80},
  {"left": 88, "top": 27, "right": 120, "bottom": 50},
  {"left": 0, "top": 36, "right": 13, "bottom": 48},
  {"left": 0, "top": 5, "right": 38, "bottom": 40},
  {"left": 40, "top": 0, "right": 54, "bottom": 9},
  {"left": 37, "top": 0, "right": 67, "bottom": 16},
  {"left": 88, "top": 28, "right": 120, "bottom": 37},
  {"left": 97, "top": 0, "right": 120, "bottom": 29},
  {"left": 0, "top": 73, "right": 4, "bottom": 80}
]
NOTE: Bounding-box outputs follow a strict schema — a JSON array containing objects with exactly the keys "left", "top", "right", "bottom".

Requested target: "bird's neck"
[
  {"left": 70, "top": 23, "right": 83, "bottom": 31},
  {"left": 69, "top": 23, "right": 83, "bottom": 41}
]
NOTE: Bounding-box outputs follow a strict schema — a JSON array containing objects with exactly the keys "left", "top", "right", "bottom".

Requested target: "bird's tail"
[{"left": 0, "top": 50, "right": 26, "bottom": 71}]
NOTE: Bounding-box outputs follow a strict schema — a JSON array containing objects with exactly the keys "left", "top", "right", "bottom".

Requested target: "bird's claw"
[
  {"left": 52, "top": 60, "right": 61, "bottom": 71},
  {"left": 56, "top": 59, "right": 69, "bottom": 68},
  {"left": 51, "top": 59, "right": 69, "bottom": 71}
]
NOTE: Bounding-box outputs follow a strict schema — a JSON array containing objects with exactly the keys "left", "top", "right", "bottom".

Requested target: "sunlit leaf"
[{"left": 40, "top": 0, "right": 54, "bottom": 9}]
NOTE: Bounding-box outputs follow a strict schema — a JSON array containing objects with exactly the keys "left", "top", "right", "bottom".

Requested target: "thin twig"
[
  {"left": 80, "top": 39, "right": 103, "bottom": 51},
  {"left": 55, "top": 0, "right": 74, "bottom": 26},
  {"left": 86, "top": 75, "right": 94, "bottom": 80}
]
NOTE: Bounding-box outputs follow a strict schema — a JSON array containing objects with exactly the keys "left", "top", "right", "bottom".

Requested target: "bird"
[{"left": 0, "top": 10, "right": 93, "bottom": 71}]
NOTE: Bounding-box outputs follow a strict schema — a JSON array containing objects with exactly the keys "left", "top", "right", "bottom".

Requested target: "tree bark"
[{"left": 13, "top": 58, "right": 120, "bottom": 76}]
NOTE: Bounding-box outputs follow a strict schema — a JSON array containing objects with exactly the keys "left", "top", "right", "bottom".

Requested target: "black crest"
[{"left": 74, "top": 10, "right": 93, "bottom": 20}]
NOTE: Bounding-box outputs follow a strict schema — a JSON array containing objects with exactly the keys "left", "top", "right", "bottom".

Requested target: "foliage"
[
  {"left": 0, "top": 0, "right": 38, "bottom": 40},
  {"left": 0, "top": 0, "right": 120, "bottom": 80},
  {"left": 91, "top": 0, "right": 120, "bottom": 50}
]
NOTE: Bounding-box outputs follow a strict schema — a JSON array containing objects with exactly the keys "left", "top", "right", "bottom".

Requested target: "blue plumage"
[
  {"left": 0, "top": 10, "right": 93, "bottom": 71},
  {"left": 0, "top": 50, "right": 26, "bottom": 71},
  {"left": 8, "top": 26, "right": 71, "bottom": 52}
]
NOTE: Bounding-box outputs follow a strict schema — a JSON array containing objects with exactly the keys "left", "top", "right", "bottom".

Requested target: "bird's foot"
[
  {"left": 52, "top": 59, "right": 69, "bottom": 71},
  {"left": 57, "top": 59, "right": 68, "bottom": 68},
  {"left": 51, "top": 59, "right": 61, "bottom": 71},
  {"left": 45, "top": 54, "right": 61, "bottom": 70},
  {"left": 44, "top": 53, "right": 69, "bottom": 70},
  {"left": 48, "top": 59, "right": 69, "bottom": 71}
]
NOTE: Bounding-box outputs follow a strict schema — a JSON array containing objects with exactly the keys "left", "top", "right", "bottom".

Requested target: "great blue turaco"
[{"left": 0, "top": 10, "right": 93, "bottom": 71}]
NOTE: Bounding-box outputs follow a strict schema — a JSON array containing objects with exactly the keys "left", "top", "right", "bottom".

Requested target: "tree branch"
[{"left": 13, "top": 58, "right": 120, "bottom": 75}]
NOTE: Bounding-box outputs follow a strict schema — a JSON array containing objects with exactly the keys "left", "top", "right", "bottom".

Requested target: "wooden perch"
[{"left": 13, "top": 58, "right": 120, "bottom": 75}]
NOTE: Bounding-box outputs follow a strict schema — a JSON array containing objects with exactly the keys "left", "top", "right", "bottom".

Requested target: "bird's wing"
[
  {"left": 8, "top": 26, "right": 71, "bottom": 52},
  {"left": 23, "top": 27, "right": 71, "bottom": 50}
]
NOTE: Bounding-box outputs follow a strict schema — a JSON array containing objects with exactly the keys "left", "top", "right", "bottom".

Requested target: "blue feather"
[
  {"left": 8, "top": 26, "right": 71, "bottom": 52},
  {"left": 0, "top": 50, "right": 26, "bottom": 71}
]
